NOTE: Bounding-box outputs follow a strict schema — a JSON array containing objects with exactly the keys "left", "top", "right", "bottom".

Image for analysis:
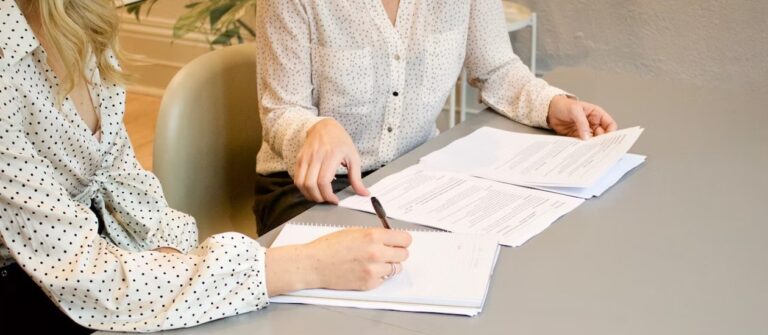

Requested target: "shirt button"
[
  {"left": 394, "top": 54, "right": 401, "bottom": 61},
  {"left": 387, "top": 126, "right": 393, "bottom": 132},
  {"left": 392, "top": 91, "right": 399, "bottom": 97}
]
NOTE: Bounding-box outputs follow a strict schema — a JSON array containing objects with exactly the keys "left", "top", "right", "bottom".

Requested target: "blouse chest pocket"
[
  {"left": 312, "top": 46, "right": 375, "bottom": 115},
  {"left": 419, "top": 29, "right": 466, "bottom": 108}
]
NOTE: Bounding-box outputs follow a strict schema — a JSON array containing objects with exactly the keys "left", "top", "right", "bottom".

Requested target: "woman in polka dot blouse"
[
  {"left": 0, "top": 1, "right": 411, "bottom": 333},
  {"left": 253, "top": 0, "right": 619, "bottom": 234}
]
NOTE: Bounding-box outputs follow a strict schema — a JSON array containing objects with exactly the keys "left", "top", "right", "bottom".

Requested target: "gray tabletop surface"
[{"left": 99, "top": 68, "right": 768, "bottom": 334}]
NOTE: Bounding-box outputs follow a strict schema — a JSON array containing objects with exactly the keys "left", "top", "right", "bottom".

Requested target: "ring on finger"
[{"left": 381, "top": 262, "right": 398, "bottom": 280}]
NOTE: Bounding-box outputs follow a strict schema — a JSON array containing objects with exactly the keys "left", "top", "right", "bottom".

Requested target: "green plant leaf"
[
  {"left": 211, "top": 27, "right": 241, "bottom": 45},
  {"left": 209, "top": 2, "right": 237, "bottom": 28},
  {"left": 126, "top": 4, "right": 141, "bottom": 21},
  {"left": 144, "top": 0, "right": 159, "bottom": 17},
  {"left": 124, "top": 0, "right": 160, "bottom": 22},
  {"left": 135, "top": 0, "right": 259, "bottom": 46},
  {"left": 237, "top": 19, "right": 256, "bottom": 37},
  {"left": 173, "top": 3, "right": 213, "bottom": 38}
]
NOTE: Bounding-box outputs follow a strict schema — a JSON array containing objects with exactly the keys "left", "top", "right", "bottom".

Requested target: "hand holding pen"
[
  {"left": 371, "top": 197, "right": 391, "bottom": 229},
  {"left": 371, "top": 197, "right": 403, "bottom": 280}
]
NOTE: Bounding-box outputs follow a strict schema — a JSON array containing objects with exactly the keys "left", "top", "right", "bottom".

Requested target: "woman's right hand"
[
  {"left": 294, "top": 119, "right": 370, "bottom": 204},
  {"left": 265, "top": 228, "right": 412, "bottom": 296}
]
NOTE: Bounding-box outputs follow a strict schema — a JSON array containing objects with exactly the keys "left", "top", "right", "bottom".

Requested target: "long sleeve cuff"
[
  {"left": 477, "top": 63, "right": 571, "bottom": 130},
  {"left": 530, "top": 85, "right": 571, "bottom": 129},
  {"left": 266, "top": 109, "right": 329, "bottom": 177},
  {"left": 150, "top": 208, "right": 200, "bottom": 254}
]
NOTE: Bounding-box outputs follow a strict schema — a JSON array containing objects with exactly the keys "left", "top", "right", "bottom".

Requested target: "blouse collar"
[{"left": 0, "top": 0, "right": 41, "bottom": 66}]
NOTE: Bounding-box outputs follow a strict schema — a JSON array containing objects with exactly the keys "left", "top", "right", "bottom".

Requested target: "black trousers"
[
  {"left": 0, "top": 263, "right": 93, "bottom": 334},
  {"left": 0, "top": 203, "right": 106, "bottom": 334},
  {"left": 252, "top": 170, "right": 375, "bottom": 236}
]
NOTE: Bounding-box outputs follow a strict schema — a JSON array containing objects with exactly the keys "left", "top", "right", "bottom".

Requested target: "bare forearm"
[{"left": 265, "top": 245, "right": 318, "bottom": 296}]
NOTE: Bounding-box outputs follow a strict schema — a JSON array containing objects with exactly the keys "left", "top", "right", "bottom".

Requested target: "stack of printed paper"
[
  {"left": 419, "top": 127, "right": 646, "bottom": 198},
  {"left": 340, "top": 127, "right": 645, "bottom": 246}
]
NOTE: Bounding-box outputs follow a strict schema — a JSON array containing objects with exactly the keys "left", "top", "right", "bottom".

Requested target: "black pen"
[{"left": 370, "top": 197, "right": 391, "bottom": 229}]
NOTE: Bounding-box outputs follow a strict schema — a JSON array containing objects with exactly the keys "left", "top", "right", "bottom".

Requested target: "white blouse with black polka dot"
[
  {"left": 255, "top": 0, "right": 569, "bottom": 176},
  {"left": 0, "top": 1, "right": 268, "bottom": 331}
]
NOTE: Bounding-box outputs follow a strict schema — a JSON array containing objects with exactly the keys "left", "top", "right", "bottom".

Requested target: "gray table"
[{"left": 118, "top": 68, "right": 768, "bottom": 334}]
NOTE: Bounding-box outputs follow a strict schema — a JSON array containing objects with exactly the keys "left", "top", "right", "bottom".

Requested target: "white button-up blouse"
[
  {"left": 255, "top": 0, "right": 568, "bottom": 176},
  {"left": 0, "top": 1, "right": 267, "bottom": 331}
]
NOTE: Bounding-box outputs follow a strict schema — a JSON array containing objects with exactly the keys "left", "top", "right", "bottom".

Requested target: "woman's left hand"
[{"left": 547, "top": 95, "right": 618, "bottom": 140}]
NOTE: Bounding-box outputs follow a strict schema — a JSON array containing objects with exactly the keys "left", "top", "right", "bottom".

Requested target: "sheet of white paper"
[
  {"left": 270, "top": 224, "right": 499, "bottom": 315},
  {"left": 419, "top": 126, "right": 644, "bottom": 188},
  {"left": 339, "top": 166, "right": 584, "bottom": 247},
  {"left": 270, "top": 295, "right": 481, "bottom": 316},
  {"left": 531, "top": 154, "right": 647, "bottom": 198}
]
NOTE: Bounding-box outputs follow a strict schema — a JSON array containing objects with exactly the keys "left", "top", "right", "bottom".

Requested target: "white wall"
[
  {"left": 454, "top": 0, "right": 768, "bottom": 116},
  {"left": 512, "top": 0, "right": 768, "bottom": 89}
]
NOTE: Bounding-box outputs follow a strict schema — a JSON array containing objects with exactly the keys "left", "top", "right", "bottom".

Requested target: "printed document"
[
  {"left": 339, "top": 165, "right": 584, "bottom": 247},
  {"left": 419, "top": 126, "right": 644, "bottom": 188}
]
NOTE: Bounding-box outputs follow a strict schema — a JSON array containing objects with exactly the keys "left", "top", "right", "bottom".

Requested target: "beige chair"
[{"left": 153, "top": 43, "right": 261, "bottom": 240}]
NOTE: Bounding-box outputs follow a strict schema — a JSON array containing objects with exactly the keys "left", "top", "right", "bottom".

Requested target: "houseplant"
[{"left": 125, "top": 0, "right": 257, "bottom": 47}]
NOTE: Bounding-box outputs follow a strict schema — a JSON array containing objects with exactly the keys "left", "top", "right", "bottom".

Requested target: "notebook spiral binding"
[{"left": 285, "top": 221, "right": 443, "bottom": 233}]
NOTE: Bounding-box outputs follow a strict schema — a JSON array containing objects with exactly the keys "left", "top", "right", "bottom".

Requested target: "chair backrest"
[{"left": 153, "top": 43, "right": 260, "bottom": 240}]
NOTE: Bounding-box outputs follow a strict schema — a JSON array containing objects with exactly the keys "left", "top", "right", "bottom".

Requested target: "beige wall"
[
  {"left": 118, "top": 2, "right": 213, "bottom": 96},
  {"left": 121, "top": 1, "right": 768, "bottom": 99}
]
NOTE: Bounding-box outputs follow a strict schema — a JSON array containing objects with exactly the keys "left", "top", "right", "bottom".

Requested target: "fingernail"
[{"left": 583, "top": 132, "right": 592, "bottom": 139}]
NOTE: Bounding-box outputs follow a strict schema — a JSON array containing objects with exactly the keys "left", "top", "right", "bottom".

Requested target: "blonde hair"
[{"left": 38, "top": 0, "right": 126, "bottom": 100}]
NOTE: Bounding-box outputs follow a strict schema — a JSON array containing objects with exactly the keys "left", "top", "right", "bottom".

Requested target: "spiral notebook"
[{"left": 270, "top": 223, "right": 501, "bottom": 316}]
